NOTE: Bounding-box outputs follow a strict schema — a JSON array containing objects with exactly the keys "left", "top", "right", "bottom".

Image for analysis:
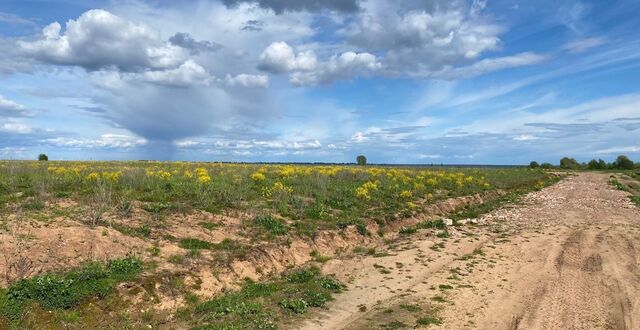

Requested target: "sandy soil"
[{"left": 298, "top": 172, "right": 640, "bottom": 330}]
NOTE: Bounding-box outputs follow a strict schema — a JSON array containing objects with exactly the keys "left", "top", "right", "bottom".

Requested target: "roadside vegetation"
[{"left": 0, "top": 160, "right": 560, "bottom": 328}]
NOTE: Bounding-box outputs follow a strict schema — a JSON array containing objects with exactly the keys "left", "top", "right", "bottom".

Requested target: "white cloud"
[
  {"left": 513, "top": 134, "right": 541, "bottom": 141},
  {"left": 42, "top": 134, "right": 147, "bottom": 149},
  {"left": 225, "top": 73, "right": 269, "bottom": 88},
  {"left": 343, "top": 0, "right": 503, "bottom": 72},
  {"left": 141, "top": 60, "right": 211, "bottom": 87},
  {"left": 429, "top": 52, "right": 546, "bottom": 79},
  {"left": 0, "top": 95, "right": 27, "bottom": 115},
  {"left": 259, "top": 42, "right": 380, "bottom": 85},
  {"left": 595, "top": 146, "right": 640, "bottom": 154},
  {"left": 258, "top": 41, "right": 317, "bottom": 73},
  {"left": 18, "top": 9, "right": 186, "bottom": 72},
  {"left": 563, "top": 37, "right": 606, "bottom": 53},
  {"left": 290, "top": 51, "right": 381, "bottom": 86},
  {"left": 0, "top": 121, "right": 32, "bottom": 134},
  {"left": 418, "top": 154, "right": 442, "bottom": 159}
]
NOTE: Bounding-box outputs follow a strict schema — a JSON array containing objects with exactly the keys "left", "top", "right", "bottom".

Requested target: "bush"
[
  {"left": 37, "top": 154, "right": 48, "bottom": 161},
  {"left": 529, "top": 161, "right": 539, "bottom": 169},
  {"left": 356, "top": 155, "right": 367, "bottom": 166},
  {"left": 540, "top": 163, "right": 554, "bottom": 169}
]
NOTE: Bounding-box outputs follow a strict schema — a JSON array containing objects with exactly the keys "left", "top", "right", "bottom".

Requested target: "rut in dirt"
[{"left": 297, "top": 172, "right": 640, "bottom": 330}]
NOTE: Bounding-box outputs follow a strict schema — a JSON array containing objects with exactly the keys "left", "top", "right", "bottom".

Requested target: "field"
[{"left": 0, "top": 161, "right": 558, "bottom": 329}]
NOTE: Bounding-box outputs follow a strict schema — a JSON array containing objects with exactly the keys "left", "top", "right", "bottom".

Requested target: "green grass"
[
  {"left": 186, "top": 267, "right": 344, "bottom": 329},
  {"left": 253, "top": 215, "right": 288, "bottom": 235},
  {"left": 0, "top": 161, "right": 557, "bottom": 239},
  {"left": 0, "top": 257, "right": 143, "bottom": 323},
  {"left": 416, "top": 315, "right": 442, "bottom": 326},
  {"left": 180, "top": 238, "right": 215, "bottom": 250}
]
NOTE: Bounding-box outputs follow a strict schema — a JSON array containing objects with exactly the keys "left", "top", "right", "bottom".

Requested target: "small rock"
[{"left": 443, "top": 218, "right": 454, "bottom": 226}]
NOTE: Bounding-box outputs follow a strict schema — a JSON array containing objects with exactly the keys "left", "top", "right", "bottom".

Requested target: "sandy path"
[{"left": 297, "top": 172, "right": 640, "bottom": 330}]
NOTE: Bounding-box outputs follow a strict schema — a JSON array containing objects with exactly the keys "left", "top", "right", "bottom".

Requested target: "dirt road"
[{"left": 298, "top": 172, "right": 640, "bottom": 330}]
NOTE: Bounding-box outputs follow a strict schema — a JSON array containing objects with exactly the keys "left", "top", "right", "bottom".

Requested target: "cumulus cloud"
[
  {"left": 342, "top": 0, "right": 503, "bottom": 73},
  {"left": 141, "top": 60, "right": 212, "bottom": 87},
  {"left": 0, "top": 95, "right": 27, "bottom": 116},
  {"left": 18, "top": 9, "right": 186, "bottom": 72},
  {"left": 259, "top": 42, "right": 380, "bottom": 85},
  {"left": 258, "top": 41, "right": 317, "bottom": 73},
  {"left": 221, "top": 0, "right": 360, "bottom": 14},
  {"left": 290, "top": 51, "right": 381, "bottom": 86},
  {"left": 168, "top": 32, "right": 222, "bottom": 54}
]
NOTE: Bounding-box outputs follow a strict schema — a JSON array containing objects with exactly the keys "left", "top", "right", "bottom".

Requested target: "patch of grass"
[
  {"left": 458, "top": 248, "right": 484, "bottom": 260},
  {"left": 198, "top": 222, "right": 219, "bottom": 230},
  {"left": 142, "top": 202, "right": 171, "bottom": 213},
  {"left": 399, "top": 303, "right": 422, "bottom": 313},
  {"left": 353, "top": 246, "right": 377, "bottom": 256},
  {"left": 381, "top": 320, "right": 408, "bottom": 329},
  {"left": 415, "top": 219, "right": 446, "bottom": 230},
  {"left": 399, "top": 226, "right": 417, "bottom": 235},
  {"left": 416, "top": 315, "right": 442, "bottom": 326},
  {"left": 310, "top": 250, "right": 332, "bottom": 263},
  {"left": 0, "top": 257, "right": 143, "bottom": 322},
  {"left": 254, "top": 215, "right": 288, "bottom": 236},
  {"left": 111, "top": 223, "right": 151, "bottom": 238},
  {"left": 438, "top": 284, "right": 454, "bottom": 290},
  {"left": 430, "top": 296, "right": 446, "bottom": 303},
  {"left": 179, "top": 238, "right": 214, "bottom": 250},
  {"left": 188, "top": 267, "right": 343, "bottom": 329}
]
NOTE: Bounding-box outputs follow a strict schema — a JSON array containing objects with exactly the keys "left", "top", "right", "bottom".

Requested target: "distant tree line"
[{"left": 530, "top": 155, "right": 637, "bottom": 170}]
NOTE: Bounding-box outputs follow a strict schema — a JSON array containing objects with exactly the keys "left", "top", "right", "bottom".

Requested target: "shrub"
[
  {"left": 540, "top": 162, "right": 554, "bottom": 169},
  {"left": 38, "top": 154, "right": 48, "bottom": 161},
  {"left": 356, "top": 155, "right": 367, "bottom": 166},
  {"left": 529, "top": 161, "right": 539, "bottom": 169}
]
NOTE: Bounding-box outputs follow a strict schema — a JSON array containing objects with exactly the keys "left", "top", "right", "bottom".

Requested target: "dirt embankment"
[
  {"left": 0, "top": 181, "right": 501, "bottom": 314},
  {"left": 298, "top": 172, "right": 640, "bottom": 330}
]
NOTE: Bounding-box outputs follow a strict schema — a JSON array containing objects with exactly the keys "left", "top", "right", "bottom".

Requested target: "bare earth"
[{"left": 298, "top": 172, "right": 640, "bottom": 330}]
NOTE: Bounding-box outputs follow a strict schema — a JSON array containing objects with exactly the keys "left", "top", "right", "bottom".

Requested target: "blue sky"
[{"left": 0, "top": 0, "right": 639, "bottom": 164}]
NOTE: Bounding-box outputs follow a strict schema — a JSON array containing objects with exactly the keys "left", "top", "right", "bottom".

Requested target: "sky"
[{"left": 0, "top": 0, "right": 639, "bottom": 164}]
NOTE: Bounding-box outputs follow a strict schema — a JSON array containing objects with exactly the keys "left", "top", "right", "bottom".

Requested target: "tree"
[
  {"left": 559, "top": 157, "right": 579, "bottom": 169},
  {"left": 529, "top": 161, "right": 539, "bottom": 169},
  {"left": 614, "top": 155, "right": 634, "bottom": 170},
  {"left": 38, "top": 153, "right": 48, "bottom": 161},
  {"left": 356, "top": 155, "right": 367, "bottom": 166},
  {"left": 597, "top": 159, "right": 607, "bottom": 169},
  {"left": 540, "top": 163, "right": 553, "bottom": 169},
  {"left": 587, "top": 159, "right": 599, "bottom": 170}
]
